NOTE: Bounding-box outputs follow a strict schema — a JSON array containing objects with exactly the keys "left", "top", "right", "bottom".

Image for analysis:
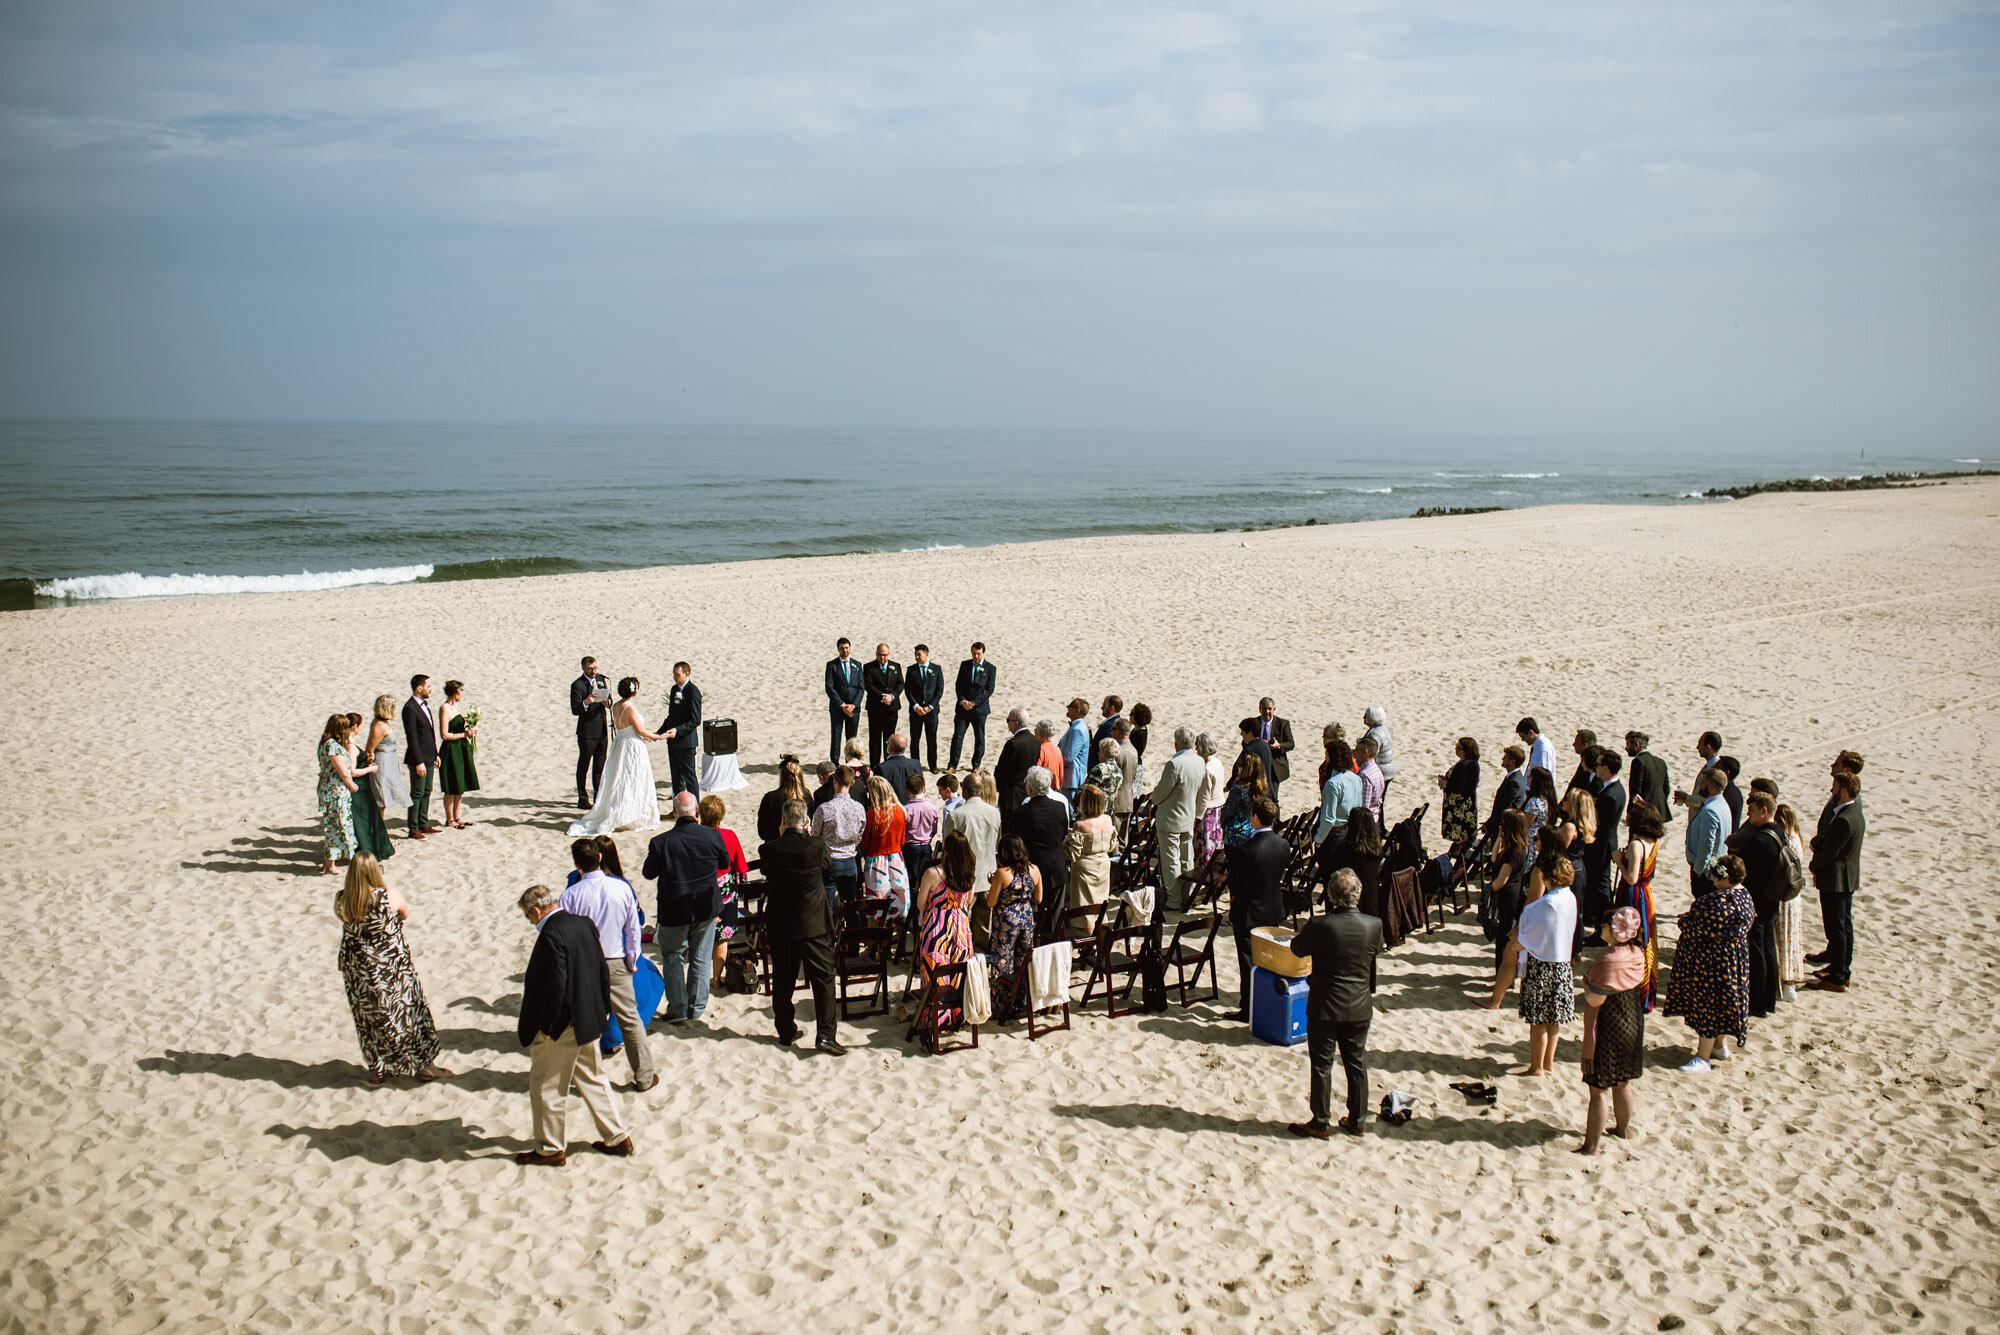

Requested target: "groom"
[
  {"left": 659, "top": 661, "right": 703, "bottom": 800},
  {"left": 570, "top": 655, "right": 610, "bottom": 809}
]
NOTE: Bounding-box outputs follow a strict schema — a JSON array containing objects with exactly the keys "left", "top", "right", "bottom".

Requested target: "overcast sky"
[{"left": 1, "top": 2, "right": 1994, "bottom": 445}]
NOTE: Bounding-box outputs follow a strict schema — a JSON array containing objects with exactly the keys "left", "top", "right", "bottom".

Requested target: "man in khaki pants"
[
  {"left": 516, "top": 884, "right": 632, "bottom": 1166},
  {"left": 559, "top": 839, "right": 658, "bottom": 1092}
]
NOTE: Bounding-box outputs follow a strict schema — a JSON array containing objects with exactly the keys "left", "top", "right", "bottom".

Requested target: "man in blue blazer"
[
  {"left": 903, "top": 643, "right": 946, "bottom": 771},
  {"left": 824, "top": 637, "right": 864, "bottom": 763},
  {"left": 659, "top": 660, "right": 702, "bottom": 799},
  {"left": 950, "top": 642, "right": 996, "bottom": 770}
]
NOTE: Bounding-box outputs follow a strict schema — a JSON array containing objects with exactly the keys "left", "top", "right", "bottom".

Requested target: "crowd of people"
[{"left": 319, "top": 645, "right": 1871, "bottom": 1164}]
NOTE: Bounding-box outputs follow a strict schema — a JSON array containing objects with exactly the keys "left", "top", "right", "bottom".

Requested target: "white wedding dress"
[{"left": 568, "top": 724, "right": 661, "bottom": 835}]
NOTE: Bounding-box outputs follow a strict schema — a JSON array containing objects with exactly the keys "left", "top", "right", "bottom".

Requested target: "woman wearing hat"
[{"left": 1578, "top": 906, "right": 1648, "bottom": 1154}]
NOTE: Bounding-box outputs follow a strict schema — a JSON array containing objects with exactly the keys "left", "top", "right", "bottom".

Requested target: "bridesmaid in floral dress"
[{"left": 317, "top": 714, "right": 360, "bottom": 875}]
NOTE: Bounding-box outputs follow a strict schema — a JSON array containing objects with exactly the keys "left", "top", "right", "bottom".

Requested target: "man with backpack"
[{"left": 1727, "top": 790, "right": 1790, "bottom": 1019}]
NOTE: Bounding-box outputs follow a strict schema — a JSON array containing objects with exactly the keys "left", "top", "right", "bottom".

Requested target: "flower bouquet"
[{"left": 463, "top": 705, "right": 482, "bottom": 756}]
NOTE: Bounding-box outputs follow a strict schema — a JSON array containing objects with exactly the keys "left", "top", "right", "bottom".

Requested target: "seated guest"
[
  {"left": 1436, "top": 736, "right": 1480, "bottom": 849},
  {"left": 1015, "top": 766, "right": 1070, "bottom": 935},
  {"left": 1225, "top": 797, "right": 1288, "bottom": 1022},
  {"left": 515, "top": 884, "right": 630, "bottom": 1165},
  {"left": 1287, "top": 867, "right": 1384, "bottom": 1139},
  {"left": 1323, "top": 808, "right": 1385, "bottom": 921},
  {"left": 907, "top": 830, "right": 978, "bottom": 1034},
  {"left": 858, "top": 775, "right": 910, "bottom": 915},
  {"left": 559, "top": 838, "right": 655, "bottom": 1093},
  {"left": 699, "top": 795, "right": 750, "bottom": 991},
  {"left": 1513, "top": 848, "right": 1578, "bottom": 1077},
  {"left": 758, "top": 756, "right": 810, "bottom": 842},
  {"left": 1355, "top": 737, "right": 1385, "bottom": 825},
  {"left": 1063, "top": 784, "right": 1115, "bottom": 934},
  {"left": 809, "top": 766, "right": 867, "bottom": 917},
  {"left": 1664, "top": 854, "right": 1754, "bottom": 1071},
  {"left": 903, "top": 772, "right": 941, "bottom": 894},
  {"left": 1578, "top": 906, "right": 1648, "bottom": 1154},
  {"left": 876, "top": 733, "right": 923, "bottom": 805},
  {"left": 984, "top": 834, "right": 1043, "bottom": 1022},
  {"left": 758, "top": 800, "right": 843, "bottom": 1055}
]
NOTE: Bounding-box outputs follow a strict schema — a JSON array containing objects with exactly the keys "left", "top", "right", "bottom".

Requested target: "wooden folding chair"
[
  {"left": 1185, "top": 849, "right": 1229, "bottom": 912},
  {"left": 1015, "top": 944, "right": 1072, "bottom": 1040},
  {"left": 1078, "top": 921, "right": 1148, "bottom": 1018},
  {"left": 905, "top": 961, "right": 978, "bottom": 1054},
  {"left": 1161, "top": 910, "right": 1220, "bottom": 1006},
  {"left": 836, "top": 923, "right": 895, "bottom": 1018}
]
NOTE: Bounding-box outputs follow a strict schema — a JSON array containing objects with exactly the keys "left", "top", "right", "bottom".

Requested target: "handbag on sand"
[{"left": 1139, "top": 943, "right": 1168, "bottom": 1013}]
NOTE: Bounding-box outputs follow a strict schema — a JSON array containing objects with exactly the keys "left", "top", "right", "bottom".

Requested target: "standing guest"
[
  {"left": 824, "top": 637, "right": 864, "bottom": 764},
  {"left": 1254, "top": 697, "right": 1295, "bottom": 797},
  {"left": 759, "top": 800, "right": 843, "bottom": 1054},
  {"left": 877, "top": 732, "right": 923, "bottom": 805},
  {"left": 902, "top": 772, "right": 941, "bottom": 893},
  {"left": 1521, "top": 766, "right": 1558, "bottom": 862},
  {"left": 317, "top": 714, "right": 361, "bottom": 875},
  {"left": 903, "top": 644, "right": 945, "bottom": 771},
  {"left": 758, "top": 757, "right": 810, "bottom": 843},
  {"left": 335, "top": 852, "right": 450, "bottom": 1084},
  {"left": 1015, "top": 767, "right": 1071, "bottom": 934},
  {"left": 1625, "top": 731, "right": 1672, "bottom": 830},
  {"left": 1671, "top": 730, "right": 1725, "bottom": 816},
  {"left": 1237, "top": 719, "right": 1279, "bottom": 814},
  {"left": 1324, "top": 809, "right": 1385, "bottom": 922},
  {"left": 862, "top": 643, "right": 904, "bottom": 769},
  {"left": 1355, "top": 737, "right": 1385, "bottom": 826},
  {"left": 809, "top": 766, "right": 867, "bottom": 915},
  {"left": 993, "top": 707, "right": 1041, "bottom": 822},
  {"left": 570, "top": 656, "right": 611, "bottom": 809},
  {"left": 1225, "top": 797, "right": 1289, "bottom": 1021},
  {"left": 515, "top": 884, "right": 631, "bottom": 1165},
  {"left": 1064, "top": 784, "right": 1115, "bottom": 932},
  {"left": 1516, "top": 719, "right": 1556, "bottom": 791},
  {"left": 1584, "top": 749, "right": 1628, "bottom": 933},
  {"left": 1194, "top": 732, "right": 1228, "bottom": 864},
  {"left": 1059, "top": 700, "right": 1092, "bottom": 803},
  {"left": 1684, "top": 767, "right": 1734, "bottom": 893},
  {"left": 1437, "top": 737, "right": 1481, "bottom": 848},
  {"left": 1128, "top": 703, "right": 1154, "bottom": 778},
  {"left": 1559, "top": 787, "right": 1596, "bottom": 894},
  {"left": 559, "top": 839, "right": 656, "bottom": 1093},
  {"left": 950, "top": 642, "right": 996, "bottom": 770},
  {"left": 943, "top": 771, "right": 1002, "bottom": 946},
  {"left": 366, "top": 696, "right": 411, "bottom": 854},
  {"left": 1224, "top": 751, "right": 1272, "bottom": 850},
  {"left": 810, "top": 759, "right": 838, "bottom": 810},
  {"left": 1111, "top": 721, "right": 1141, "bottom": 823},
  {"left": 1316, "top": 722, "right": 1349, "bottom": 787},
  {"left": 401, "top": 675, "right": 441, "bottom": 838},
  {"left": 1773, "top": 802, "right": 1809, "bottom": 1002},
  {"left": 1087, "top": 739, "right": 1125, "bottom": 815},
  {"left": 984, "top": 834, "right": 1043, "bottom": 1023},
  {"left": 1034, "top": 720, "right": 1067, "bottom": 793},
  {"left": 436, "top": 680, "right": 479, "bottom": 829},
  {"left": 1360, "top": 705, "right": 1395, "bottom": 805},
  {"left": 642, "top": 792, "right": 731, "bottom": 1027},
  {"left": 842, "top": 738, "right": 873, "bottom": 794},
  {"left": 1806, "top": 769, "right": 1865, "bottom": 992},
  {"left": 343, "top": 713, "right": 392, "bottom": 864},
  {"left": 1577, "top": 906, "right": 1647, "bottom": 1155},
  {"left": 1664, "top": 855, "right": 1754, "bottom": 1071},
  {"left": 1312, "top": 738, "right": 1361, "bottom": 867},
  {"left": 1286, "top": 867, "right": 1383, "bottom": 1139},
  {"left": 1093, "top": 696, "right": 1125, "bottom": 753},
  {"left": 1150, "top": 727, "right": 1206, "bottom": 912},
  {"left": 658, "top": 661, "right": 703, "bottom": 800},
  {"left": 1480, "top": 810, "right": 1535, "bottom": 999},
  {"left": 1714, "top": 756, "right": 1745, "bottom": 829},
  {"left": 859, "top": 775, "right": 911, "bottom": 913},
  {"left": 1487, "top": 744, "right": 1528, "bottom": 831},
  {"left": 1564, "top": 729, "right": 1599, "bottom": 800},
  {"left": 907, "top": 829, "right": 977, "bottom": 1033},
  {"left": 1514, "top": 848, "right": 1578, "bottom": 1077},
  {"left": 1617, "top": 799, "right": 1665, "bottom": 1012},
  {"left": 1727, "top": 790, "right": 1785, "bottom": 1019},
  {"left": 699, "top": 795, "right": 749, "bottom": 986},
  {"left": 936, "top": 771, "right": 964, "bottom": 819}
]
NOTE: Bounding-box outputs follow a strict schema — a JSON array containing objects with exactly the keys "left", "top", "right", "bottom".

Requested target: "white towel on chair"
[
  {"left": 1029, "top": 940, "right": 1072, "bottom": 1012},
  {"left": 962, "top": 955, "right": 993, "bottom": 1026},
  {"left": 1118, "top": 887, "right": 1155, "bottom": 928}
]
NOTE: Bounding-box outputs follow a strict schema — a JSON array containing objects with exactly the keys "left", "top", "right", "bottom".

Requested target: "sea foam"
[{"left": 34, "top": 565, "right": 435, "bottom": 601}]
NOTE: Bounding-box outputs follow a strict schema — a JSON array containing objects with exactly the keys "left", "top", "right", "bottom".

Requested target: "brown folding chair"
[
  {"left": 836, "top": 923, "right": 895, "bottom": 1018},
  {"left": 1161, "top": 910, "right": 1221, "bottom": 1006},
  {"left": 1079, "top": 921, "right": 1148, "bottom": 1017},
  {"left": 1014, "top": 944, "right": 1072, "bottom": 1040},
  {"left": 905, "top": 961, "right": 978, "bottom": 1054},
  {"left": 1186, "top": 849, "right": 1229, "bottom": 912}
]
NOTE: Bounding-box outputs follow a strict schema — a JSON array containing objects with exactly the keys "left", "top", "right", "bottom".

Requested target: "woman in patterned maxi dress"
[
  {"left": 317, "top": 715, "right": 359, "bottom": 875},
  {"left": 984, "top": 835, "right": 1042, "bottom": 1023},
  {"left": 335, "top": 853, "right": 452, "bottom": 1084}
]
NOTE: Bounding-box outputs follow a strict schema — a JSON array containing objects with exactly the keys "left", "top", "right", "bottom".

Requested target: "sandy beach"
[{"left": 2, "top": 479, "right": 1997, "bottom": 1334}]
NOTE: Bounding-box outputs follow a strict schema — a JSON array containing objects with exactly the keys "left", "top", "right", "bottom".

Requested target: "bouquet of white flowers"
[{"left": 463, "top": 705, "right": 482, "bottom": 756}]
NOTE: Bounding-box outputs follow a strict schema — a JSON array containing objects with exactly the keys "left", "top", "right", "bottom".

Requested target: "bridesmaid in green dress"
[
  {"left": 437, "top": 680, "right": 480, "bottom": 828},
  {"left": 346, "top": 711, "right": 394, "bottom": 862}
]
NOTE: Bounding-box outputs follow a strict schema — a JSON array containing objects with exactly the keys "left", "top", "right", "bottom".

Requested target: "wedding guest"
[
  {"left": 1236, "top": 719, "right": 1278, "bottom": 814},
  {"left": 936, "top": 771, "right": 964, "bottom": 819},
  {"left": 346, "top": 711, "right": 392, "bottom": 864},
  {"left": 1224, "top": 751, "right": 1272, "bottom": 850},
  {"left": 1015, "top": 767, "right": 1070, "bottom": 933},
  {"left": 1481, "top": 810, "right": 1534, "bottom": 997},
  {"left": 1617, "top": 799, "right": 1664, "bottom": 1011},
  {"left": 1059, "top": 699, "right": 1092, "bottom": 802},
  {"left": 811, "top": 759, "right": 837, "bottom": 810},
  {"left": 1253, "top": 698, "right": 1294, "bottom": 797},
  {"left": 758, "top": 757, "right": 810, "bottom": 843},
  {"left": 984, "top": 834, "right": 1043, "bottom": 1023},
  {"left": 1194, "top": 732, "right": 1227, "bottom": 864},
  {"left": 1316, "top": 722, "right": 1348, "bottom": 787},
  {"left": 570, "top": 656, "right": 610, "bottom": 809},
  {"left": 1514, "top": 848, "right": 1578, "bottom": 1077},
  {"left": 1150, "top": 727, "right": 1206, "bottom": 912},
  {"left": 1577, "top": 906, "right": 1647, "bottom": 1154},
  {"left": 1225, "top": 797, "right": 1287, "bottom": 1021},
  {"left": 335, "top": 852, "right": 450, "bottom": 1084},
  {"left": 824, "top": 637, "right": 864, "bottom": 764},
  {"left": 1684, "top": 767, "right": 1734, "bottom": 893},
  {"left": 436, "top": 680, "right": 479, "bottom": 829},
  {"left": 1727, "top": 790, "right": 1785, "bottom": 1019},
  {"left": 1806, "top": 768, "right": 1864, "bottom": 992},
  {"left": 1558, "top": 786, "right": 1596, "bottom": 893},
  {"left": 1286, "top": 867, "right": 1383, "bottom": 1139},
  {"left": 699, "top": 794, "right": 749, "bottom": 986},
  {"left": 366, "top": 695, "right": 410, "bottom": 853},
  {"left": 1564, "top": 728, "right": 1599, "bottom": 799},
  {"left": 317, "top": 714, "right": 360, "bottom": 875},
  {"left": 904, "top": 644, "right": 945, "bottom": 771},
  {"left": 809, "top": 767, "right": 867, "bottom": 913},
  {"left": 877, "top": 732, "right": 922, "bottom": 805},
  {"left": 1064, "top": 784, "right": 1115, "bottom": 933},
  {"left": 943, "top": 771, "right": 1001, "bottom": 946},
  {"left": 1323, "top": 809, "right": 1385, "bottom": 922},
  {"left": 1487, "top": 744, "right": 1528, "bottom": 831},
  {"left": 1516, "top": 718, "right": 1555, "bottom": 789},
  {"left": 842, "top": 739, "right": 873, "bottom": 795},
  {"left": 1355, "top": 737, "right": 1385, "bottom": 825},
  {"left": 1360, "top": 705, "right": 1395, "bottom": 803},
  {"left": 903, "top": 771, "right": 941, "bottom": 894},
  {"left": 950, "top": 642, "right": 996, "bottom": 769},
  {"left": 994, "top": 707, "right": 1041, "bottom": 818},
  {"left": 908, "top": 830, "right": 977, "bottom": 1036},
  {"left": 642, "top": 791, "right": 731, "bottom": 1026},
  {"left": 1128, "top": 702, "right": 1153, "bottom": 773},
  {"left": 401, "top": 675, "right": 441, "bottom": 838},
  {"left": 1093, "top": 695, "right": 1125, "bottom": 752},
  {"left": 559, "top": 839, "right": 655, "bottom": 1093},
  {"left": 1584, "top": 749, "right": 1627, "bottom": 933},
  {"left": 1312, "top": 738, "right": 1361, "bottom": 868},
  {"left": 862, "top": 642, "right": 903, "bottom": 769},
  {"left": 515, "top": 884, "right": 630, "bottom": 1165},
  {"left": 659, "top": 661, "right": 702, "bottom": 800},
  {"left": 1112, "top": 720, "right": 1141, "bottom": 821},
  {"left": 1437, "top": 737, "right": 1481, "bottom": 848},
  {"left": 1087, "top": 739, "right": 1124, "bottom": 813},
  {"left": 859, "top": 775, "right": 911, "bottom": 913},
  {"left": 1664, "top": 855, "right": 1754, "bottom": 1071},
  {"left": 1774, "top": 801, "right": 1809, "bottom": 1001},
  {"left": 1714, "top": 755, "right": 1745, "bottom": 828},
  {"left": 1035, "top": 719, "right": 1066, "bottom": 793},
  {"left": 1521, "top": 766, "right": 1558, "bottom": 862},
  {"left": 759, "top": 800, "right": 843, "bottom": 1054},
  {"left": 1670, "top": 729, "right": 1724, "bottom": 815},
  {"left": 1625, "top": 731, "right": 1672, "bottom": 830}
]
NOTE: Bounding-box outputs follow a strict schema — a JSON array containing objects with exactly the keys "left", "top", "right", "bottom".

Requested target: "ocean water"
[{"left": 0, "top": 418, "right": 1978, "bottom": 609}]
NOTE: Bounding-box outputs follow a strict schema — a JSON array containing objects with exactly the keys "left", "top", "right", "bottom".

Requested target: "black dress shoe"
[
  {"left": 1223, "top": 1009, "right": 1248, "bottom": 1022},
  {"left": 1288, "top": 1121, "right": 1333, "bottom": 1140},
  {"left": 1804, "top": 951, "right": 1831, "bottom": 965},
  {"left": 816, "top": 1039, "right": 848, "bottom": 1057},
  {"left": 577, "top": 798, "right": 591, "bottom": 809}
]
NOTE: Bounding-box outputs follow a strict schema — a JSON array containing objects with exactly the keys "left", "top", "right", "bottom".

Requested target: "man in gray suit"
[
  {"left": 1287, "top": 868, "right": 1384, "bottom": 1139},
  {"left": 1148, "top": 726, "right": 1206, "bottom": 913}
]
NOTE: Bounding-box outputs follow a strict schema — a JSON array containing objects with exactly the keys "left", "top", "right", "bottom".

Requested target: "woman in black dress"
[
  {"left": 1482, "top": 809, "right": 1534, "bottom": 1005},
  {"left": 1435, "top": 736, "right": 1480, "bottom": 848},
  {"left": 1579, "top": 905, "right": 1646, "bottom": 1153},
  {"left": 436, "top": 679, "right": 479, "bottom": 828},
  {"left": 1323, "top": 808, "right": 1385, "bottom": 919}
]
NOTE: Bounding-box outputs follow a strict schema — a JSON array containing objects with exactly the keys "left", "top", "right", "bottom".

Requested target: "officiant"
[
  {"left": 660, "top": 661, "right": 703, "bottom": 800},
  {"left": 570, "top": 656, "right": 611, "bottom": 809}
]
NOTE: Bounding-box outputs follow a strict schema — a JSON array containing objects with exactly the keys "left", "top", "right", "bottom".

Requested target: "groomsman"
[
  {"left": 862, "top": 643, "right": 904, "bottom": 768},
  {"left": 824, "top": 638, "right": 864, "bottom": 763},
  {"left": 950, "top": 642, "right": 996, "bottom": 770},
  {"left": 660, "top": 661, "right": 703, "bottom": 799},
  {"left": 570, "top": 655, "right": 610, "bottom": 809},
  {"left": 904, "top": 644, "right": 944, "bottom": 770},
  {"left": 401, "top": 675, "right": 441, "bottom": 838}
]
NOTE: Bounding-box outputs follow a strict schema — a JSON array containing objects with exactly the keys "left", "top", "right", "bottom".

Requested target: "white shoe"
[
  {"left": 1677, "top": 1057, "right": 1711, "bottom": 1073},
  {"left": 1781, "top": 985, "right": 1797, "bottom": 1002},
  {"left": 1710, "top": 1045, "right": 1730, "bottom": 1062}
]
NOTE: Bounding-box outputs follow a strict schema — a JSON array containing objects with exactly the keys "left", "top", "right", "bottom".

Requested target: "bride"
[{"left": 569, "top": 677, "right": 667, "bottom": 836}]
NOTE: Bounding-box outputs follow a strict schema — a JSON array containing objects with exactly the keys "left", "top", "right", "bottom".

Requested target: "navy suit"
[
  {"left": 660, "top": 679, "right": 702, "bottom": 799},
  {"left": 904, "top": 660, "right": 945, "bottom": 768},
  {"left": 824, "top": 656, "right": 864, "bottom": 762},
  {"left": 950, "top": 658, "right": 996, "bottom": 769}
]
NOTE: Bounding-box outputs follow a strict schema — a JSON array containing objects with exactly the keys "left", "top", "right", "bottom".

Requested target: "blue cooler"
[{"left": 1248, "top": 966, "right": 1309, "bottom": 1046}]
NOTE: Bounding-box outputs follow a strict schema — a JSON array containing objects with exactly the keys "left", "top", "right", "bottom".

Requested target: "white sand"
[{"left": 2, "top": 480, "right": 1997, "bottom": 1332}]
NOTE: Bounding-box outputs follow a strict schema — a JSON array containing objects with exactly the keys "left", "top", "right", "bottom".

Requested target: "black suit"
[
  {"left": 400, "top": 694, "right": 438, "bottom": 834},
  {"left": 877, "top": 754, "right": 922, "bottom": 805},
  {"left": 570, "top": 673, "right": 609, "bottom": 803},
  {"left": 1228, "top": 826, "right": 1290, "bottom": 1012},
  {"left": 904, "top": 660, "right": 944, "bottom": 768},
  {"left": 1013, "top": 795, "right": 1070, "bottom": 935},
  {"left": 1288, "top": 907, "right": 1384, "bottom": 1127},
  {"left": 994, "top": 727, "right": 1041, "bottom": 821},
  {"left": 1256, "top": 716, "right": 1295, "bottom": 784},
  {"left": 824, "top": 656, "right": 865, "bottom": 763},
  {"left": 759, "top": 832, "right": 838, "bottom": 1046},
  {"left": 1729, "top": 821, "right": 1785, "bottom": 1015},
  {"left": 1239, "top": 738, "right": 1279, "bottom": 811},
  {"left": 1628, "top": 750, "right": 1672, "bottom": 827},
  {"left": 660, "top": 679, "right": 702, "bottom": 799},
  {"left": 1487, "top": 767, "right": 1526, "bottom": 833},
  {"left": 861, "top": 660, "right": 904, "bottom": 767},
  {"left": 1092, "top": 715, "right": 1123, "bottom": 756},
  {"left": 950, "top": 658, "right": 996, "bottom": 768},
  {"left": 1810, "top": 799, "right": 1864, "bottom": 982},
  {"left": 519, "top": 910, "right": 613, "bottom": 1048},
  {"left": 1585, "top": 779, "right": 1626, "bottom": 926}
]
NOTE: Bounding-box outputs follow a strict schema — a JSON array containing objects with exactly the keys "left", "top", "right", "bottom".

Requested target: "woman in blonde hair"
[
  {"left": 1773, "top": 803, "right": 1809, "bottom": 1001},
  {"left": 317, "top": 714, "right": 361, "bottom": 875},
  {"left": 347, "top": 704, "right": 394, "bottom": 864},
  {"left": 365, "top": 693, "right": 410, "bottom": 840},
  {"left": 335, "top": 852, "right": 451, "bottom": 1085},
  {"left": 859, "top": 774, "right": 910, "bottom": 915}
]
